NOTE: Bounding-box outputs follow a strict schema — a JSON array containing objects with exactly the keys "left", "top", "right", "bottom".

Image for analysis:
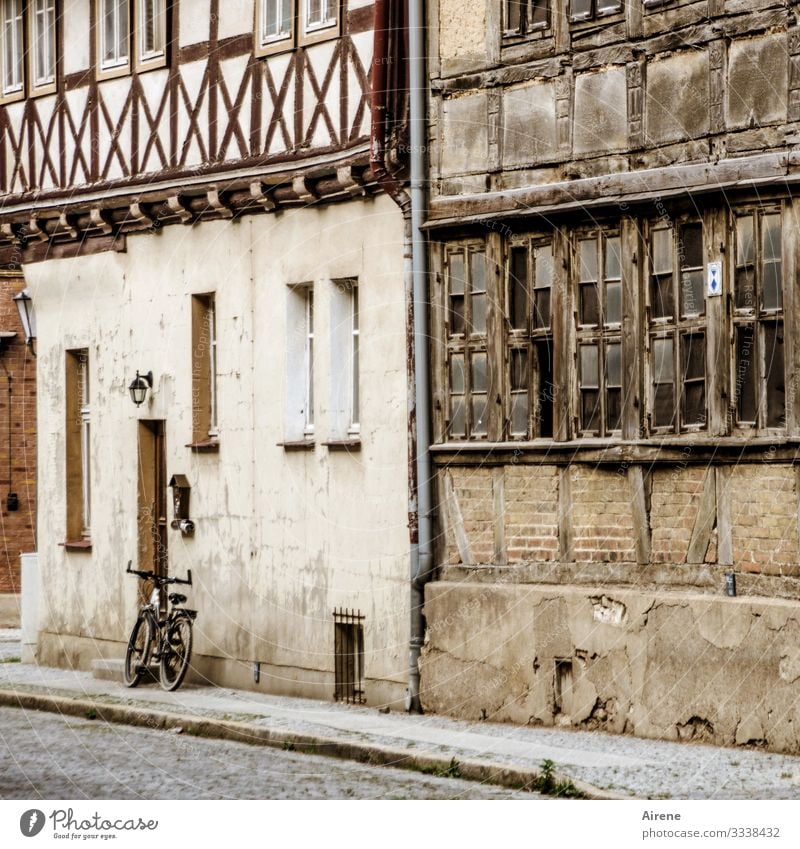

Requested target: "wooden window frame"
[
  {"left": 298, "top": 0, "right": 341, "bottom": 48},
  {"left": 505, "top": 235, "right": 555, "bottom": 441},
  {"left": 0, "top": 0, "right": 24, "bottom": 104},
  {"left": 731, "top": 204, "right": 786, "bottom": 435},
  {"left": 190, "top": 293, "right": 219, "bottom": 450},
  {"left": 569, "top": 0, "right": 624, "bottom": 24},
  {"left": 502, "top": 0, "right": 552, "bottom": 42},
  {"left": 574, "top": 229, "right": 623, "bottom": 439},
  {"left": 66, "top": 348, "right": 91, "bottom": 544},
  {"left": 645, "top": 217, "right": 708, "bottom": 436},
  {"left": 27, "top": 0, "right": 57, "bottom": 97},
  {"left": 133, "top": 0, "right": 167, "bottom": 73},
  {"left": 96, "top": 0, "right": 131, "bottom": 80},
  {"left": 255, "top": 0, "right": 296, "bottom": 57},
  {"left": 445, "top": 243, "right": 490, "bottom": 441}
]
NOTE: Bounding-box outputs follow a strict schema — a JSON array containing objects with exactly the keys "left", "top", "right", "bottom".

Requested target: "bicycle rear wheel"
[
  {"left": 124, "top": 613, "right": 153, "bottom": 687},
  {"left": 159, "top": 614, "right": 193, "bottom": 691}
]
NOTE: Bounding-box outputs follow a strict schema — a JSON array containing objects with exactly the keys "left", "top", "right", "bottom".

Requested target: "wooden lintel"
[{"left": 686, "top": 469, "right": 717, "bottom": 565}]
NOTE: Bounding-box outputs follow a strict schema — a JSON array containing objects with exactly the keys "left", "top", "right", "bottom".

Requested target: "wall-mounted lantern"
[
  {"left": 12, "top": 289, "right": 35, "bottom": 356},
  {"left": 128, "top": 370, "right": 153, "bottom": 406},
  {"left": 169, "top": 474, "right": 194, "bottom": 535}
]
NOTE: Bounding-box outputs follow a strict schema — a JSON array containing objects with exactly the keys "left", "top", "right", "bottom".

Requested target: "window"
[
  {"left": 732, "top": 209, "right": 785, "bottom": 430},
  {"left": 66, "top": 349, "right": 91, "bottom": 542},
  {"left": 569, "top": 0, "right": 623, "bottom": 22},
  {"left": 135, "top": 0, "right": 166, "bottom": 68},
  {"left": 575, "top": 232, "right": 622, "bottom": 437},
  {"left": 0, "top": 0, "right": 23, "bottom": 100},
  {"left": 100, "top": 0, "right": 130, "bottom": 72},
  {"left": 257, "top": 0, "right": 293, "bottom": 52},
  {"left": 284, "top": 284, "right": 315, "bottom": 444},
  {"left": 305, "top": 0, "right": 336, "bottom": 32},
  {"left": 446, "top": 245, "right": 489, "bottom": 440},
  {"left": 191, "top": 294, "right": 218, "bottom": 447},
  {"left": 506, "top": 238, "right": 554, "bottom": 439},
  {"left": 30, "top": 0, "right": 55, "bottom": 91},
  {"left": 328, "top": 279, "right": 360, "bottom": 441},
  {"left": 98, "top": 0, "right": 167, "bottom": 77},
  {"left": 646, "top": 221, "right": 707, "bottom": 433},
  {"left": 504, "top": 0, "right": 550, "bottom": 36},
  {"left": 333, "top": 608, "right": 365, "bottom": 705}
]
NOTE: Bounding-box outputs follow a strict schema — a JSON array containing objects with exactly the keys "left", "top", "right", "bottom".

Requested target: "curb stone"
[{"left": 0, "top": 688, "right": 628, "bottom": 800}]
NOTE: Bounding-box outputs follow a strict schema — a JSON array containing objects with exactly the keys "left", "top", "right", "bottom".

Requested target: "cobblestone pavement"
[
  {"left": 4, "top": 650, "right": 800, "bottom": 799},
  {"left": 0, "top": 707, "right": 543, "bottom": 800}
]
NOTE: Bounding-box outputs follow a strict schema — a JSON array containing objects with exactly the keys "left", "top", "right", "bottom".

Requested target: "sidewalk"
[{"left": 2, "top": 632, "right": 800, "bottom": 799}]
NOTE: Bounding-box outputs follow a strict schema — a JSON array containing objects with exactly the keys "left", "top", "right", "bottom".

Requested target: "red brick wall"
[
  {"left": 569, "top": 467, "right": 636, "bottom": 563},
  {"left": 504, "top": 465, "right": 558, "bottom": 562},
  {"left": 0, "top": 276, "right": 36, "bottom": 595},
  {"left": 650, "top": 467, "right": 708, "bottom": 564}
]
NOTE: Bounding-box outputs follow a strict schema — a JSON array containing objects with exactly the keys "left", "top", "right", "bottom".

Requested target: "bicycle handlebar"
[{"left": 126, "top": 560, "right": 192, "bottom": 586}]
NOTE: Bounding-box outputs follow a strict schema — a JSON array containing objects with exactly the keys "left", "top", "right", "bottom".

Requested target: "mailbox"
[{"left": 168, "top": 474, "right": 194, "bottom": 534}]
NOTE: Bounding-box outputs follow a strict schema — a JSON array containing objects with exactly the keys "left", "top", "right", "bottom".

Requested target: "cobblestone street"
[{"left": 0, "top": 707, "right": 540, "bottom": 800}]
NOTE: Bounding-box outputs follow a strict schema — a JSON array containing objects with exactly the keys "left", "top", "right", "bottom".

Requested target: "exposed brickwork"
[
  {"left": 650, "top": 467, "right": 707, "bottom": 565},
  {"left": 504, "top": 465, "right": 558, "bottom": 562},
  {"left": 446, "top": 467, "right": 494, "bottom": 565},
  {"left": 569, "top": 467, "right": 636, "bottom": 563},
  {"left": 0, "top": 276, "right": 36, "bottom": 595},
  {"left": 728, "top": 465, "right": 799, "bottom": 575}
]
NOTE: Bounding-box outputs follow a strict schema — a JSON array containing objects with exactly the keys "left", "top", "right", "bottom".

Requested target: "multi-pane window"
[
  {"left": 260, "top": 0, "right": 293, "bottom": 45},
  {"left": 647, "top": 221, "right": 707, "bottom": 432},
  {"left": 733, "top": 209, "right": 785, "bottom": 430},
  {"left": 504, "top": 0, "right": 550, "bottom": 35},
  {"left": 138, "top": 0, "right": 165, "bottom": 63},
  {"left": 101, "top": 0, "right": 130, "bottom": 70},
  {"left": 0, "top": 0, "right": 23, "bottom": 98},
  {"left": 575, "top": 233, "right": 622, "bottom": 436},
  {"left": 507, "top": 239, "right": 554, "bottom": 439},
  {"left": 570, "top": 0, "right": 623, "bottom": 21},
  {"left": 305, "top": 0, "right": 337, "bottom": 31},
  {"left": 446, "top": 246, "right": 489, "bottom": 439},
  {"left": 31, "top": 0, "right": 56, "bottom": 89}
]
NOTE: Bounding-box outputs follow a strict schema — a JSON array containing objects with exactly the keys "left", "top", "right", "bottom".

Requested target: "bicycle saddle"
[{"left": 168, "top": 592, "right": 187, "bottom": 605}]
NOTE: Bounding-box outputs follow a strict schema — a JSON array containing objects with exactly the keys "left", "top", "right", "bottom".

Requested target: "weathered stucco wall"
[
  {"left": 421, "top": 582, "right": 800, "bottom": 753},
  {"left": 25, "top": 194, "right": 410, "bottom": 706}
]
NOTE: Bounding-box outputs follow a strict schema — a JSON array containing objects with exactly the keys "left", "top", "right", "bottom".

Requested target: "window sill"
[
  {"left": 186, "top": 439, "right": 220, "bottom": 454},
  {"left": 278, "top": 440, "right": 315, "bottom": 452},
  {"left": 323, "top": 439, "right": 362, "bottom": 452},
  {"left": 60, "top": 539, "right": 92, "bottom": 552}
]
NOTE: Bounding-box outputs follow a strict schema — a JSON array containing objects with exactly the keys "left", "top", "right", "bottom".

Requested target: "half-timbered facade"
[
  {"left": 2, "top": 0, "right": 412, "bottom": 705},
  {"left": 420, "top": 0, "right": 800, "bottom": 751}
]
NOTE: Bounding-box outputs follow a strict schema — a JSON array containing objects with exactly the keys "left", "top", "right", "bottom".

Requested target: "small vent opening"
[
  {"left": 333, "top": 608, "right": 365, "bottom": 704},
  {"left": 554, "top": 658, "right": 573, "bottom": 715}
]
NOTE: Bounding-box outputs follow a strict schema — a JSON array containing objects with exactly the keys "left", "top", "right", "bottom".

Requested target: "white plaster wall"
[{"left": 26, "top": 193, "right": 409, "bottom": 701}]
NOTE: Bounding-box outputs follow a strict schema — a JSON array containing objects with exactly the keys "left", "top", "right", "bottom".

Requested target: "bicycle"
[{"left": 124, "top": 561, "right": 197, "bottom": 692}]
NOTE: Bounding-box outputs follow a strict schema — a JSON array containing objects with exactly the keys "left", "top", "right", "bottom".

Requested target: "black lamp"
[
  {"left": 12, "top": 289, "right": 35, "bottom": 355},
  {"left": 128, "top": 370, "right": 153, "bottom": 406}
]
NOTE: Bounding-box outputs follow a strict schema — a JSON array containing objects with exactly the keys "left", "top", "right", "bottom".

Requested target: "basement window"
[{"left": 333, "top": 608, "right": 365, "bottom": 705}]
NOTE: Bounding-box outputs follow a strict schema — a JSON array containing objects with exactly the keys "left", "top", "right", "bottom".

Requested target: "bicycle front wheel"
[
  {"left": 159, "top": 614, "right": 193, "bottom": 692},
  {"left": 124, "top": 613, "right": 153, "bottom": 687}
]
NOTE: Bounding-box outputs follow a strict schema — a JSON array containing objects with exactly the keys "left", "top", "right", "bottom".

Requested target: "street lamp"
[
  {"left": 128, "top": 370, "right": 153, "bottom": 406},
  {"left": 12, "top": 289, "right": 35, "bottom": 356}
]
